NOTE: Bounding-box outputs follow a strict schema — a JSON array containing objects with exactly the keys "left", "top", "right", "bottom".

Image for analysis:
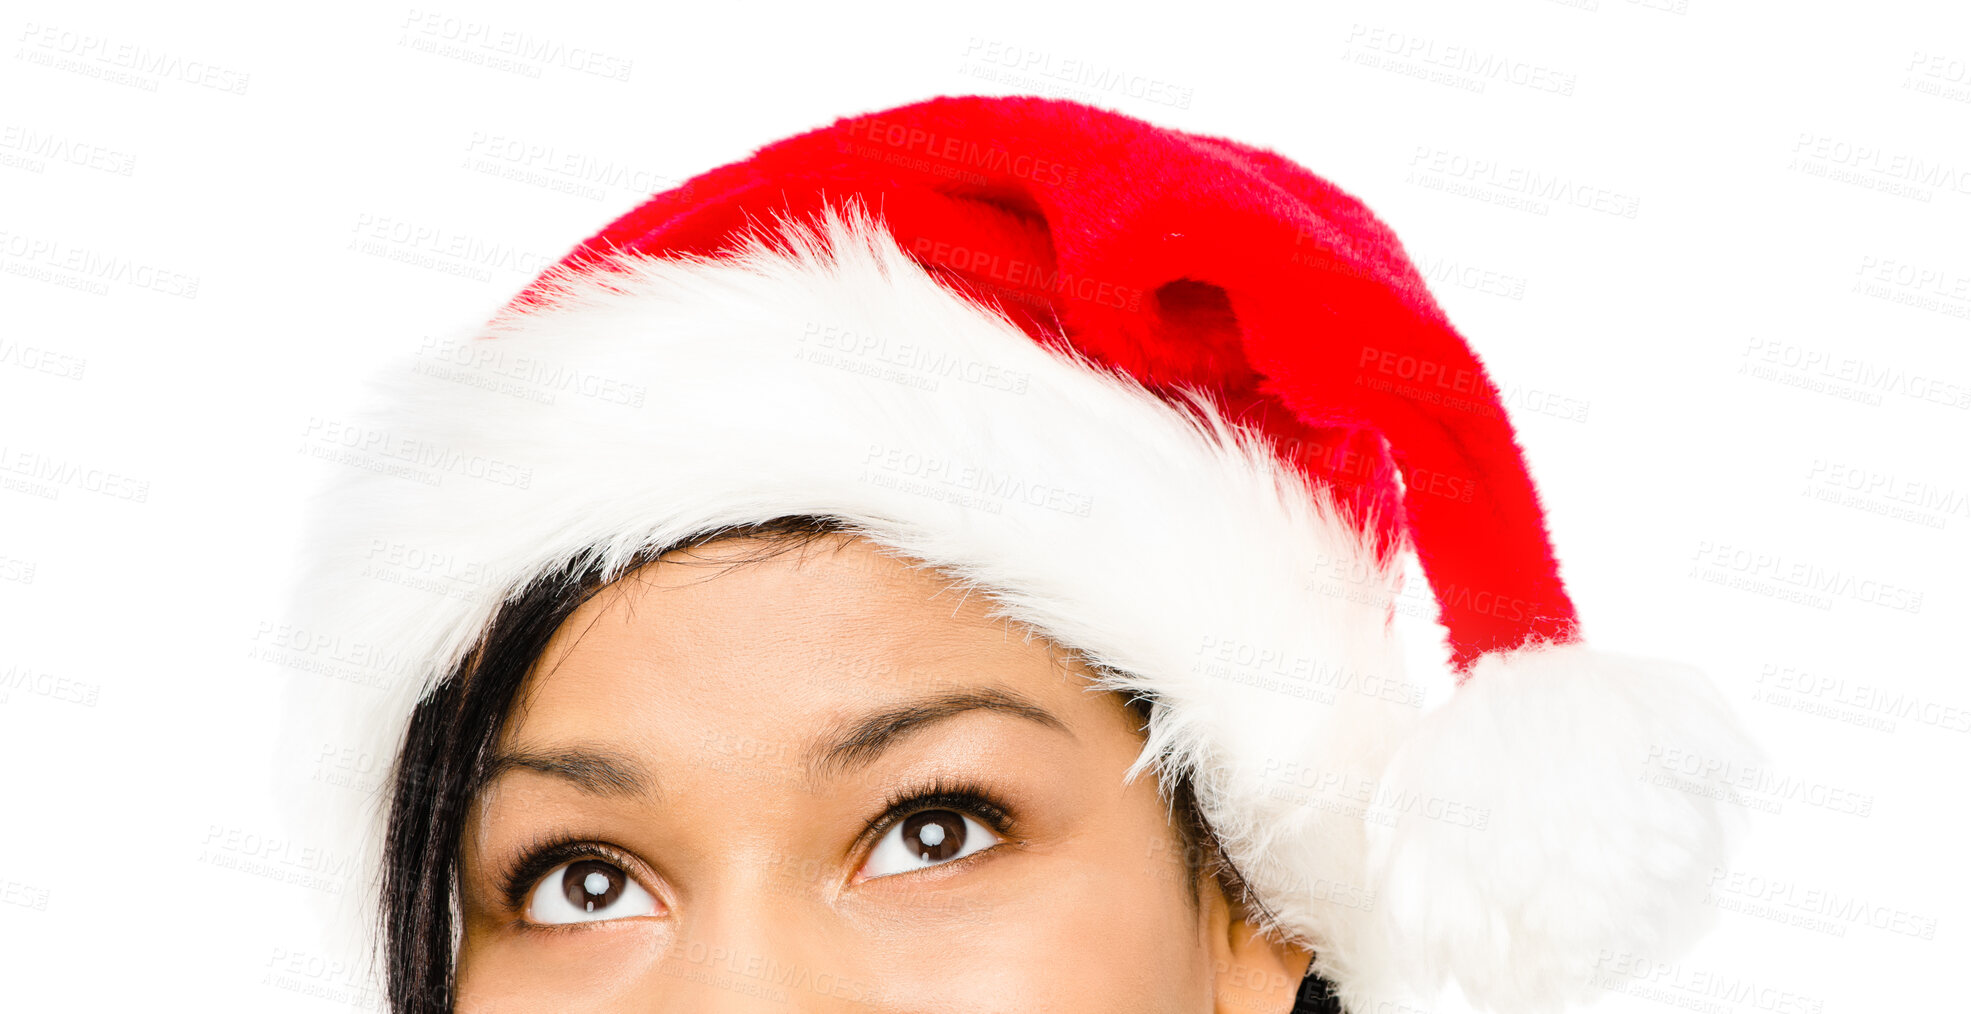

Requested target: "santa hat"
[{"left": 283, "top": 95, "right": 1759, "bottom": 1012}]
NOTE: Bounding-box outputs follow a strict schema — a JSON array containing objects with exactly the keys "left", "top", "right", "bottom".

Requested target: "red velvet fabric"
[{"left": 503, "top": 95, "right": 1580, "bottom": 672}]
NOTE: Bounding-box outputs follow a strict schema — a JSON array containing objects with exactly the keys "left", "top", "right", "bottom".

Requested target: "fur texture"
[{"left": 1347, "top": 643, "right": 1764, "bottom": 1013}]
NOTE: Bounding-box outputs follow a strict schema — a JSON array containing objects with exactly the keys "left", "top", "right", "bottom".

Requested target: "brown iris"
[
  {"left": 902, "top": 810, "right": 966, "bottom": 862},
  {"left": 562, "top": 859, "right": 627, "bottom": 913}
]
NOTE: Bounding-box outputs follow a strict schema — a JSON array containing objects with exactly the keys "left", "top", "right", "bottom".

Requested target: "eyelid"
[
  {"left": 851, "top": 780, "right": 1020, "bottom": 874},
  {"left": 501, "top": 836, "right": 660, "bottom": 919},
  {"left": 864, "top": 793, "right": 1010, "bottom": 842}
]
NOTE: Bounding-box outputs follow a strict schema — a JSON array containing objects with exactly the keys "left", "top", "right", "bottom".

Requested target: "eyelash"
[
  {"left": 496, "top": 778, "right": 1021, "bottom": 917},
  {"left": 856, "top": 776, "right": 1021, "bottom": 858},
  {"left": 499, "top": 834, "right": 642, "bottom": 915}
]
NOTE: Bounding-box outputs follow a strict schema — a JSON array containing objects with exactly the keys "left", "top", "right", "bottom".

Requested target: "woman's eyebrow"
[
  {"left": 805, "top": 685, "right": 1074, "bottom": 782},
  {"left": 478, "top": 746, "right": 654, "bottom": 799},
  {"left": 474, "top": 686, "right": 1073, "bottom": 801}
]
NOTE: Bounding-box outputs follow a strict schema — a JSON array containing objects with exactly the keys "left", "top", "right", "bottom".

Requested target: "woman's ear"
[{"left": 1200, "top": 875, "right": 1316, "bottom": 1014}]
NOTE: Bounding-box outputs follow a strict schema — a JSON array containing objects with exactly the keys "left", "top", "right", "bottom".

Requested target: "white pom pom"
[{"left": 1352, "top": 642, "right": 1763, "bottom": 1012}]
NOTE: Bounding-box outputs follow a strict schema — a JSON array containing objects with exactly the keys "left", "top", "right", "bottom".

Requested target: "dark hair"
[{"left": 378, "top": 515, "right": 1251, "bottom": 1013}]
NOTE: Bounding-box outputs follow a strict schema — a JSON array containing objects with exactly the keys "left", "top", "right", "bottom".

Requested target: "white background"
[{"left": 2, "top": 1, "right": 1966, "bottom": 1011}]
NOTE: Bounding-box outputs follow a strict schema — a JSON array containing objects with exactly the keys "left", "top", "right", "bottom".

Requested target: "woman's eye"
[
  {"left": 860, "top": 809, "right": 1003, "bottom": 880},
  {"left": 525, "top": 858, "right": 659, "bottom": 925}
]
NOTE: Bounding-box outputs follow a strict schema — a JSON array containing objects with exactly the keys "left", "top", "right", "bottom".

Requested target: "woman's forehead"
[{"left": 507, "top": 534, "right": 1109, "bottom": 753}]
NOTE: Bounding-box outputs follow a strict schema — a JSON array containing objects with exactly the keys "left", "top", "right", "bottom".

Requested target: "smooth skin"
[{"left": 455, "top": 532, "right": 1313, "bottom": 1012}]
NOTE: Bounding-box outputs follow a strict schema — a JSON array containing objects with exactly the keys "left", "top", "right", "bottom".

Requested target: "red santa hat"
[{"left": 285, "top": 95, "right": 1759, "bottom": 1012}]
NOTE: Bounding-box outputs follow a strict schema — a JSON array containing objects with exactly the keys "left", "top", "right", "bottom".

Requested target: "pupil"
[
  {"left": 563, "top": 859, "right": 624, "bottom": 912},
  {"left": 904, "top": 810, "right": 965, "bottom": 862}
]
